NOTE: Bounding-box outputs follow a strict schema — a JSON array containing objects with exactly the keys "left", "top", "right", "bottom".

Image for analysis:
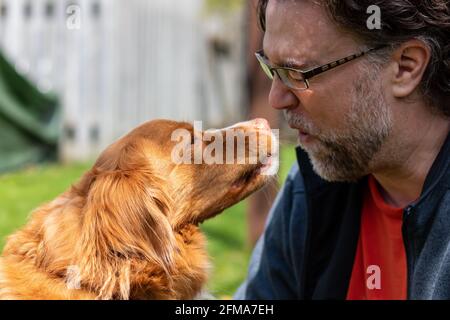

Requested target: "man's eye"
[{"left": 287, "top": 70, "right": 304, "bottom": 82}]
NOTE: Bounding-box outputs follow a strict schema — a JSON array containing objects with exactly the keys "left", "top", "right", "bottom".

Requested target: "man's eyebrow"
[
  {"left": 260, "top": 50, "right": 317, "bottom": 70},
  {"left": 282, "top": 57, "right": 316, "bottom": 70}
]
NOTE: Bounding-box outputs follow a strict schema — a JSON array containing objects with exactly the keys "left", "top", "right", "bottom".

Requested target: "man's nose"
[{"left": 268, "top": 76, "right": 298, "bottom": 111}]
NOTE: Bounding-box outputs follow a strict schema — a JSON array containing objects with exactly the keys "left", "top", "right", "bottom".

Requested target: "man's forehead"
[
  {"left": 265, "top": 0, "right": 332, "bottom": 32},
  {"left": 263, "top": 0, "right": 354, "bottom": 66},
  {"left": 263, "top": 1, "right": 330, "bottom": 65}
]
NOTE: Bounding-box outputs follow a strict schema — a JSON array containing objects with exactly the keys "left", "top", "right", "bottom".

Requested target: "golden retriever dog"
[{"left": 0, "top": 119, "right": 277, "bottom": 300}]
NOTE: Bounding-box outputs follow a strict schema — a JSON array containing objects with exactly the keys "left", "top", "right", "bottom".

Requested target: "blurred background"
[{"left": 0, "top": 0, "right": 297, "bottom": 298}]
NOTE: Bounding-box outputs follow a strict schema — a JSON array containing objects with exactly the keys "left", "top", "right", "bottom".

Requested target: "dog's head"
[{"left": 72, "top": 119, "right": 277, "bottom": 298}]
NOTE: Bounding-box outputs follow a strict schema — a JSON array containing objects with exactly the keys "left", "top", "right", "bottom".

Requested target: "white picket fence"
[{"left": 0, "top": 0, "right": 245, "bottom": 161}]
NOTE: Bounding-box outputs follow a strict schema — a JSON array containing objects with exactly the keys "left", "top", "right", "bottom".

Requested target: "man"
[{"left": 235, "top": 0, "right": 450, "bottom": 300}]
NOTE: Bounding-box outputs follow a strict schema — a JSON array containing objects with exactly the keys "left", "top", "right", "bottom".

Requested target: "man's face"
[{"left": 263, "top": 0, "right": 393, "bottom": 182}]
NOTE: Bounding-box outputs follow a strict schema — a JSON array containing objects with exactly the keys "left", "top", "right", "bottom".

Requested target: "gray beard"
[{"left": 285, "top": 69, "right": 392, "bottom": 182}]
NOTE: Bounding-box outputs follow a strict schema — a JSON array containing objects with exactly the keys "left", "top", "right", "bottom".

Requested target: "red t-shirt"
[{"left": 346, "top": 175, "right": 407, "bottom": 300}]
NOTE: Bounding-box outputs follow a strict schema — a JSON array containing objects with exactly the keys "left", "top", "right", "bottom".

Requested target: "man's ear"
[
  {"left": 389, "top": 39, "right": 431, "bottom": 99},
  {"left": 74, "top": 170, "right": 175, "bottom": 299}
]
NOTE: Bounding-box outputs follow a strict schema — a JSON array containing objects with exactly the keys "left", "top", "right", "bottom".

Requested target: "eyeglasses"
[{"left": 255, "top": 45, "right": 387, "bottom": 90}]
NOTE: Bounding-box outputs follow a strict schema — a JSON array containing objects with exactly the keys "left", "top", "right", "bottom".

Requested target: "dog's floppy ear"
[{"left": 74, "top": 169, "right": 175, "bottom": 299}]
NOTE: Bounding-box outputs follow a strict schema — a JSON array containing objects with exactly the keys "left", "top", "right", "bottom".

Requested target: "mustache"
[{"left": 283, "top": 110, "right": 317, "bottom": 135}]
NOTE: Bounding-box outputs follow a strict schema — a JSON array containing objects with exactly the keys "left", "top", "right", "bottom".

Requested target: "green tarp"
[{"left": 0, "top": 51, "right": 60, "bottom": 173}]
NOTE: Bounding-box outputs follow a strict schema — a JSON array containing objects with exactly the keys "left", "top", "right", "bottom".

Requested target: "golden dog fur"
[{"left": 0, "top": 119, "right": 275, "bottom": 300}]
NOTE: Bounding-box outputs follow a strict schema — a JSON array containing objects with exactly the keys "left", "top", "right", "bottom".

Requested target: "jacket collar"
[
  {"left": 296, "top": 147, "right": 364, "bottom": 299},
  {"left": 417, "top": 131, "right": 450, "bottom": 204}
]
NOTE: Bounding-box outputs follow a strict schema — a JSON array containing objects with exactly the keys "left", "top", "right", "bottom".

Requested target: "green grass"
[
  {"left": 0, "top": 163, "right": 93, "bottom": 247},
  {"left": 0, "top": 145, "right": 297, "bottom": 298},
  {"left": 204, "top": 0, "right": 244, "bottom": 13}
]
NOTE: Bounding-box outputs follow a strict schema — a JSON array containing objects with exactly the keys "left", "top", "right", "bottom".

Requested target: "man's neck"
[{"left": 373, "top": 114, "right": 450, "bottom": 208}]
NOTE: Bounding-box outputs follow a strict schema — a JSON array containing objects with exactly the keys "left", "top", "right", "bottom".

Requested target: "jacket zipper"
[{"left": 403, "top": 205, "right": 415, "bottom": 300}]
